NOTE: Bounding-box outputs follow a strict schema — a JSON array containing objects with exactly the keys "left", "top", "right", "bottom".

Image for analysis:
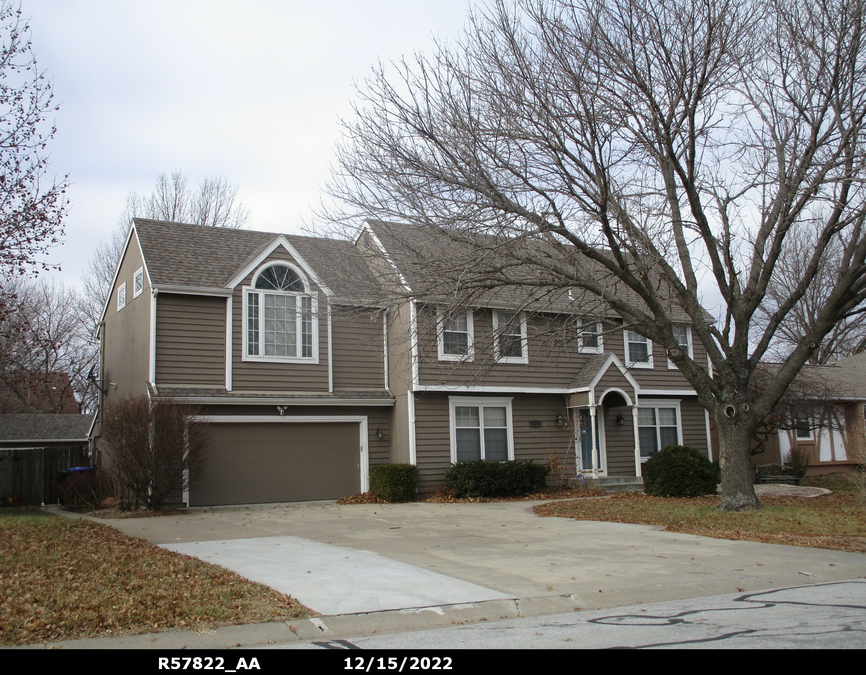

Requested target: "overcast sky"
[{"left": 24, "top": 0, "right": 478, "bottom": 288}]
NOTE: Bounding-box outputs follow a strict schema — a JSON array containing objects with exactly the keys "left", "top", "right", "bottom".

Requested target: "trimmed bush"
[
  {"left": 445, "top": 460, "right": 549, "bottom": 498},
  {"left": 642, "top": 445, "right": 719, "bottom": 498},
  {"left": 369, "top": 463, "right": 419, "bottom": 503}
]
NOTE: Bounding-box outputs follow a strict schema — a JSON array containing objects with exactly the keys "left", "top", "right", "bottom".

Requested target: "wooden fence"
[{"left": 0, "top": 446, "right": 91, "bottom": 506}]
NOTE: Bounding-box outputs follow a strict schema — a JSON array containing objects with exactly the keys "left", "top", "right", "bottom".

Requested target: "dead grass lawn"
[
  {"left": 0, "top": 508, "right": 312, "bottom": 646},
  {"left": 535, "top": 485, "right": 866, "bottom": 553}
]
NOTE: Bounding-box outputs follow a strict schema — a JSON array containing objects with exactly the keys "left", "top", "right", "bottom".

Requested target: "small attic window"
[
  {"left": 117, "top": 283, "right": 126, "bottom": 312},
  {"left": 133, "top": 268, "right": 144, "bottom": 298},
  {"left": 254, "top": 264, "right": 304, "bottom": 292}
]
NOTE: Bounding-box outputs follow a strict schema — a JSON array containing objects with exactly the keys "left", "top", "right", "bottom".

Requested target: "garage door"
[{"left": 190, "top": 421, "right": 362, "bottom": 506}]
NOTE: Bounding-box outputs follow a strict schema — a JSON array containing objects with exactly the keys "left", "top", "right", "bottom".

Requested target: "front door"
[{"left": 577, "top": 408, "right": 604, "bottom": 474}]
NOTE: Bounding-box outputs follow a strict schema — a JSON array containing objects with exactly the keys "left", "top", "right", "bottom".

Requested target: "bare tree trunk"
[{"left": 717, "top": 418, "right": 760, "bottom": 511}]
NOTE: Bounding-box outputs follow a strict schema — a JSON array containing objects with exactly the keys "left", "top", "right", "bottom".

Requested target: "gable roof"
[
  {"left": 0, "top": 414, "right": 94, "bottom": 445},
  {"left": 132, "top": 219, "right": 382, "bottom": 303}
]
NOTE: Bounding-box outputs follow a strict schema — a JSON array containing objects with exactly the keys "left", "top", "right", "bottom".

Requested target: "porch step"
[{"left": 584, "top": 476, "right": 644, "bottom": 493}]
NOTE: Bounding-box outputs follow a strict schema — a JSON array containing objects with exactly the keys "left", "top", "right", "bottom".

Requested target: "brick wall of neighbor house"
[
  {"left": 411, "top": 392, "right": 574, "bottom": 492},
  {"left": 102, "top": 235, "right": 151, "bottom": 402},
  {"left": 331, "top": 307, "right": 387, "bottom": 391},
  {"left": 155, "top": 294, "right": 226, "bottom": 386},
  {"left": 231, "top": 248, "right": 330, "bottom": 392},
  {"left": 200, "top": 405, "right": 392, "bottom": 469}
]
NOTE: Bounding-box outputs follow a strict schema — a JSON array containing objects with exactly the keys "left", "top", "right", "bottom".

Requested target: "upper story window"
[
  {"left": 438, "top": 309, "right": 474, "bottom": 362},
  {"left": 667, "top": 324, "right": 693, "bottom": 369},
  {"left": 117, "top": 283, "right": 126, "bottom": 312},
  {"left": 493, "top": 310, "right": 528, "bottom": 364},
  {"left": 578, "top": 319, "right": 603, "bottom": 354},
  {"left": 243, "top": 263, "right": 318, "bottom": 363},
  {"left": 624, "top": 329, "right": 653, "bottom": 368},
  {"left": 133, "top": 267, "right": 144, "bottom": 298}
]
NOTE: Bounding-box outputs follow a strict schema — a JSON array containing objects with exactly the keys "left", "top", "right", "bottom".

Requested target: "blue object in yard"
[{"left": 58, "top": 466, "right": 96, "bottom": 480}]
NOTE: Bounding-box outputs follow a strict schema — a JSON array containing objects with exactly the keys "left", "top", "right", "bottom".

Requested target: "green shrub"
[
  {"left": 642, "top": 445, "right": 719, "bottom": 498},
  {"left": 444, "top": 460, "right": 549, "bottom": 498},
  {"left": 369, "top": 463, "right": 419, "bottom": 503}
]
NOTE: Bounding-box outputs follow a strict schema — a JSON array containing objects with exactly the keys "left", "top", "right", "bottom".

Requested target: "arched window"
[{"left": 245, "top": 263, "right": 316, "bottom": 361}]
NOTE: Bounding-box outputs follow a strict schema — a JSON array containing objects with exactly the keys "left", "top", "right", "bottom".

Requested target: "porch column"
[
  {"left": 590, "top": 405, "right": 599, "bottom": 479},
  {"left": 632, "top": 405, "right": 641, "bottom": 478}
]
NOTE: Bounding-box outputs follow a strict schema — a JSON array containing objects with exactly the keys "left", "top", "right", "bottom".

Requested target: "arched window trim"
[
  {"left": 243, "top": 261, "right": 319, "bottom": 364},
  {"left": 251, "top": 261, "right": 310, "bottom": 294}
]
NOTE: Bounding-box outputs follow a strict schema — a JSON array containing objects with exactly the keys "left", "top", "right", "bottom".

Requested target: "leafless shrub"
[{"left": 100, "top": 396, "right": 207, "bottom": 510}]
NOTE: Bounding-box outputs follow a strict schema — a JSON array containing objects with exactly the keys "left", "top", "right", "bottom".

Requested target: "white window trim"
[
  {"left": 578, "top": 320, "right": 604, "bottom": 354},
  {"left": 637, "top": 398, "right": 682, "bottom": 461},
  {"left": 117, "top": 282, "right": 126, "bottom": 312},
  {"left": 795, "top": 413, "right": 814, "bottom": 440},
  {"left": 493, "top": 310, "right": 529, "bottom": 364},
  {"left": 624, "top": 329, "right": 653, "bottom": 369},
  {"left": 133, "top": 267, "right": 144, "bottom": 299},
  {"left": 437, "top": 308, "right": 475, "bottom": 362},
  {"left": 667, "top": 324, "right": 693, "bottom": 369},
  {"left": 448, "top": 396, "right": 515, "bottom": 463},
  {"left": 241, "top": 262, "right": 320, "bottom": 364}
]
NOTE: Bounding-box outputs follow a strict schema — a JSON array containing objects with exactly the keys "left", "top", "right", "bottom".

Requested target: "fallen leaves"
[{"left": 0, "top": 509, "right": 312, "bottom": 646}]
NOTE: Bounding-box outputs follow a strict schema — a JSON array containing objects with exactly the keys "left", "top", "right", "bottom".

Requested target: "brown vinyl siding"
[
  {"left": 412, "top": 392, "right": 573, "bottom": 491},
  {"left": 231, "top": 247, "right": 329, "bottom": 392},
  {"left": 102, "top": 233, "right": 150, "bottom": 402},
  {"left": 155, "top": 294, "right": 225, "bottom": 385},
  {"left": 331, "top": 307, "right": 386, "bottom": 390},
  {"left": 601, "top": 406, "right": 637, "bottom": 476},
  {"left": 414, "top": 305, "right": 705, "bottom": 392},
  {"left": 679, "top": 397, "right": 709, "bottom": 456},
  {"left": 595, "top": 367, "right": 637, "bottom": 401},
  {"left": 387, "top": 303, "right": 414, "bottom": 461}
]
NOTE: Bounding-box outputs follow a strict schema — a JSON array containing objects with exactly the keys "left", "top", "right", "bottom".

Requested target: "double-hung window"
[
  {"left": 449, "top": 397, "right": 514, "bottom": 463},
  {"left": 638, "top": 401, "right": 681, "bottom": 460},
  {"left": 795, "top": 413, "right": 813, "bottom": 440},
  {"left": 493, "top": 310, "right": 528, "bottom": 364},
  {"left": 667, "top": 324, "right": 693, "bottom": 369},
  {"left": 624, "top": 330, "right": 653, "bottom": 368},
  {"left": 578, "top": 320, "right": 603, "bottom": 354},
  {"left": 244, "top": 263, "right": 317, "bottom": 362},
  {"left": 438, "top": 310, "right": 474, "bottom": 361}
]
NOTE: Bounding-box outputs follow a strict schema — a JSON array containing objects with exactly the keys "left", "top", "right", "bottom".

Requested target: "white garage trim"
[{"left": 191, "top": 415, "right": 370, "bottom": 496}]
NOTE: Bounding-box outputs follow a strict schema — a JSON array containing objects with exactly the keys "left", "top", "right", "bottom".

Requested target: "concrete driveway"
[{"left": 92, "top": 500, "right": 866, "bottom": 617}]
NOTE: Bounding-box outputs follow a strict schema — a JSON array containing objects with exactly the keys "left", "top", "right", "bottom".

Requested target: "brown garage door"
[{"left": 190, "top": 422, "right": 361, "bottom": 506}]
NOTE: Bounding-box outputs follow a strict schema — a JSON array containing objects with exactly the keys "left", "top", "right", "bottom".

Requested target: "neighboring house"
[
  {"left": 750, "top": 354, "right": 866, "bottom": 474},
  {"left": 0, "top": 372, "right": 80, "bottom": 414},
  {"left": 0, "top": 414, "right": 95, "bottom": 505},
  {"left": 95, "top": 218, "right": 713, "bottom": 506}
]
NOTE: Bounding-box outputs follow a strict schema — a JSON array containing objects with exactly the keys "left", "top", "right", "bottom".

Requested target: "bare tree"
[
  {"left": 0, "top": 276, "right": 97, "bottom": 413},
  {"left": 323, "top": 0, "right": 866, "bottom": 510},
  {"left": 100, "top": 395, "right": 208, "bottom": 511},
  {"left": 760, "top": 226, "right": 866, "bottom": 364},
  {"left": 0, "top": 1, "right": 68, "bottom": 288},
  {"left": 81, "top": 171, "right": 251, "bottom": 332}
]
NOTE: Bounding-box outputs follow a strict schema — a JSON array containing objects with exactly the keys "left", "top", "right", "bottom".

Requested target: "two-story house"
[{"left": 95, "top": 218, "right": 712, "bottom": 506}]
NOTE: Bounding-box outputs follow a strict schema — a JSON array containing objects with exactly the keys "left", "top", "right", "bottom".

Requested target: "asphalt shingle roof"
[
  {"left": 0, "top": 415, "right": 93, "bottom": 443},
  {"left": 133, "top": 219, "right": 381, "bottom": 302}
]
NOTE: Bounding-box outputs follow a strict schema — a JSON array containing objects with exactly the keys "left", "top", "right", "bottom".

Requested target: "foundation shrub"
[
  {"left": 642, "top": 445, "right": 720, "bottom": 497},
  {"left": 445, "top": 460, "right": 549, "bottom": 498},
  {"left": 369, "top": 463, "right": 419, "bottom": 503},
  {"left": 57, "top": 468, "right": 116, "bottom": 508}
]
